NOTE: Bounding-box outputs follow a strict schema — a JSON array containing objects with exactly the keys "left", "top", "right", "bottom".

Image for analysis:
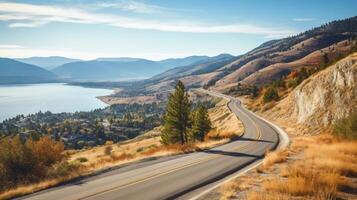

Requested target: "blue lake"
[{"left": 0, "top": 83, "right": 112, "bottom": 121}]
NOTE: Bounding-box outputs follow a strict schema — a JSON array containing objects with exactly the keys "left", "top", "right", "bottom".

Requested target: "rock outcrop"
[{"left": 263, "top": 53, "right": 357, "bottom": 134}]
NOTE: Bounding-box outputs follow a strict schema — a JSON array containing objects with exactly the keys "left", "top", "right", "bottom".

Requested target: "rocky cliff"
[{"left": 263, "top": 53, "right": 357, "bottom": 134}]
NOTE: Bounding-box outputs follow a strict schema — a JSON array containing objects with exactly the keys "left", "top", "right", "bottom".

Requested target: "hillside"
[
  {"left": 150, "top": 54, "right": 234, "bottom": 82},
  {"left": 52, "top": 59, "right": 166, "bottom": 81},
  {"left": 17, "top": 56, "right": 82, "bottom": 70},
  {"left": 138, "top": 54, "right": 235, "bottom": 92},
  {"left": 261, "top": 52, "right": 357, "bottom": 134},
  {"left": 0, "top": 58, "right": 58, "bottom": 84},
  {"left": 212, "top": 16, "right": 357, "bottom": 91}
]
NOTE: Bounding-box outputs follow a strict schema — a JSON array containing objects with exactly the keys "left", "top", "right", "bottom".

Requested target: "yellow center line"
[{"left": 80, "top": 100, "right": 263, "bottom": 199}]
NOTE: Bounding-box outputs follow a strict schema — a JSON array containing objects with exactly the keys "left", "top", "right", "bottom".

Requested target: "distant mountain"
[
  {"left": 158, "top": 55, "right": 210, "bottom": 69},
  {"left": 0, "top": 58, "right": 58, "bottom": 84},
  {"left": 52, "top": 60, "right": 167, "bottom": 81},
  {"left": 95, "top": 57, "right": 143, "bottom": 62},
  {"left": 17, "top": 56, "right": 82, "bottom": 70},
  {"left": 150, "top": 54, "right": 235, "bottom": 82},
  {"left": 120, "top": 54, "right": 236, "bottom": 93},
  {"left": 96, "top": 55, "right": 213, "bottom": 68}
]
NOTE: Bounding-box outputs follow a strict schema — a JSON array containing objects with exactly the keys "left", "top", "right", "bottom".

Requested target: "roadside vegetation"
[
  {"left": 217, "top": 132, "right": 357, "bottom": 200},
  {"left": 333, "top": 113, "right": 357, "bottom": 140},
  {"left": 217, "top": 114, "right": 357, "bottom": 200},
  {"left": 0, "top": 136, "right": 77, "bottom": 199}
]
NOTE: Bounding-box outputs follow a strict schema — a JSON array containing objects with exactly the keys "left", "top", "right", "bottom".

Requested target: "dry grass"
[
  {"left": 217, "top": 134, "right": 357, "bottom": 200},
  {"left": 257, "top": 150, "right": 289, "bottom": 172},
  {"left": 246, "top": 191, "right": 289, "bottom": 200},
  {"left": 220, "top": 181, "right": 240, "bottom": 200},
  {"left": 208, "top": 99, "right": 244, "bottom": 139},
  {"left": 248, "top": 134, "right": 357, "bottom": 200},
  {"left": 0, "top": 170, "right": 83, "bottom": 200}
]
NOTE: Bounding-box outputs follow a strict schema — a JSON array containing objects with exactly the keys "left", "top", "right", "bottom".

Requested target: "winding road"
[{"left": 21, "top": 90, "right": 288, "bottom": 200}]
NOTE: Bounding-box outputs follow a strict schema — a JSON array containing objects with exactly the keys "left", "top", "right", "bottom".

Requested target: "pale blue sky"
[{"left": 0, "top": 0, "right": 356, "bottom": 60}]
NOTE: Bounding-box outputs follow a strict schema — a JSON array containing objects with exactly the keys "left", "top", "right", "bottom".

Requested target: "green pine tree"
[
  {"left": 161, "top": 81, "right": 191, "bottom": 145},
  {"left": 191, "top": 106, "right": 212, "bottom": 142}
]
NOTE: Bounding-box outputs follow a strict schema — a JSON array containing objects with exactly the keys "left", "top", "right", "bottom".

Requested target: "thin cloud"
[
  {"left": 293, "top": 18, "right": 315, "bottom": 22},
  {"left": 98, "top": 1, "right": 170, "bottom": 14},
  {"left": 0, "top": 2, "right": 296, "bottom": 37},
  {"left": 9, "top": 21, "right": 48, "bottom": 28},
  {"left": 0, "top": 44, "right": 24, "bottom": 49},
  {"left": 97, "top": 1, "right": 202, "bottom": 14}
]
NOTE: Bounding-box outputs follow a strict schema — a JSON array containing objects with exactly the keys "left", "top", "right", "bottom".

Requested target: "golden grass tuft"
[
  {"left": 220, "top": 181, "right": 239, "bottom": 200},
  {"left": 141, "top": 143, "right": 200, "bottom": 156},
  {"left": 257, "top": 150, "right": 288, "bottom": 172},
  {"left": 0, "top": 172, "right": 81, "bottom": 200},
  {"left": 246, "top": 191, "right": 288, "bottom": 200}
]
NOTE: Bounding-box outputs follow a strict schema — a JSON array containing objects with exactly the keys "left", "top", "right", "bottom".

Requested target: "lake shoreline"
[{"left": 0, "top": 83, "right": 113, "bottom": 122}]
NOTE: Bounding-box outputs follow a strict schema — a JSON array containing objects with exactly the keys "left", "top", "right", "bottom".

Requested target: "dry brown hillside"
[
  {"left": 262, "top": 52, "right": 357, "bottom": 135},
  {"left": 212, "top": 17, "right": 357, "bottom": 91},
  {"left": 215, "top": 33, "right": 356, "bottom": 90}
]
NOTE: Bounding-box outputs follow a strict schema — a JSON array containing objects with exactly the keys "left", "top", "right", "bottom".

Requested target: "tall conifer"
[
  {"left": 191, "top": 106, "right": 211, "bottom": 142},
  {"left": 161, "top": 81, "right": 191, "bottom": 144}
]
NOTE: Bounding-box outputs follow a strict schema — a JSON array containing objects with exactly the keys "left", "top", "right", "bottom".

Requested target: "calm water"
[{"left": 0, "top": 83, "right": 113, "bottom": 121}]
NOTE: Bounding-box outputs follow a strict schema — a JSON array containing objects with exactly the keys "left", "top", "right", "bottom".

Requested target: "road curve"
[{"left": 21, "top": 91, "right": 282, "bottom": 200}]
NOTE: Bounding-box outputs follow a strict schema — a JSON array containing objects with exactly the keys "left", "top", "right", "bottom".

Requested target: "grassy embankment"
[{"left": 219, "top": 132, "right": 357, "bottom": 200}]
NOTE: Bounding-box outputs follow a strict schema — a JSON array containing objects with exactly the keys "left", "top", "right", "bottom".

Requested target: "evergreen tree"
[
  {"left": 161, "top": 81, "right": 191, "bottom": 144},
  {"left": 191, "top": 106, "right": 212, "bottom": 142},
  {"left": 263, "top": 87, "right": 279, "bottom": 103},
  {"left": 251, "top": 85, "right": 259, "bottom": 98}
]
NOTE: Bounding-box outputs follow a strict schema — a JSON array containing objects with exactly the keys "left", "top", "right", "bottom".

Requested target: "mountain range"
[
  {"left": 1, "top": 54, "right": 229, "bottom": 84},
  {"left": 52, "top": 59, "right": 165, "bottom": 81},
  {"left": 0, "top": 58, "right": 58, "bottom": 84},
  {"left": 16, "top": 56, "right": 82, "bottom": 70}
]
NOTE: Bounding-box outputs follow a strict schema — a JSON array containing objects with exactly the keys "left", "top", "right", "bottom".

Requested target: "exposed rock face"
[{"left": 264, "top": 53, "right": 357, "bottom": 134}]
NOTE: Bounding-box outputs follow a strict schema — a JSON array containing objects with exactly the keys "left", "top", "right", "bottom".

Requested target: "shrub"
[
  {"left": 136, "top": 147, "right": 145, "bottom": 152},
  {"left": 263, "top": 87, "right": 279, "bottom": 103},
  {"left": 104, "top": 146, "right": 113, "bottom": 156},
  {"left": 136, "top": 144, "right": 158, "bottom": 153},
  {"left": 53, "top": 161, "right": 81, "bottom": 177},
  {"left": 0, "top": 136, "right": 65, "bottom": 191},
  {"left": 76, "top": 157, "right": 88, "bottom": 163},
  {"left": 333, "top": 113, "right": 357, "bottom": 140}
]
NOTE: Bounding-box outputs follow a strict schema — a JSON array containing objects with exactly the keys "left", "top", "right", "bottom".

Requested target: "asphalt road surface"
[{"left": 22, "top": 91, "right": 280, "bottom": 200}]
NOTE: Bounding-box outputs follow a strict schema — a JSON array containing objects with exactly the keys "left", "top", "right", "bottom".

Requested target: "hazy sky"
[{"left": 0, "top": 0, "right": 356, "bottom": 60}]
